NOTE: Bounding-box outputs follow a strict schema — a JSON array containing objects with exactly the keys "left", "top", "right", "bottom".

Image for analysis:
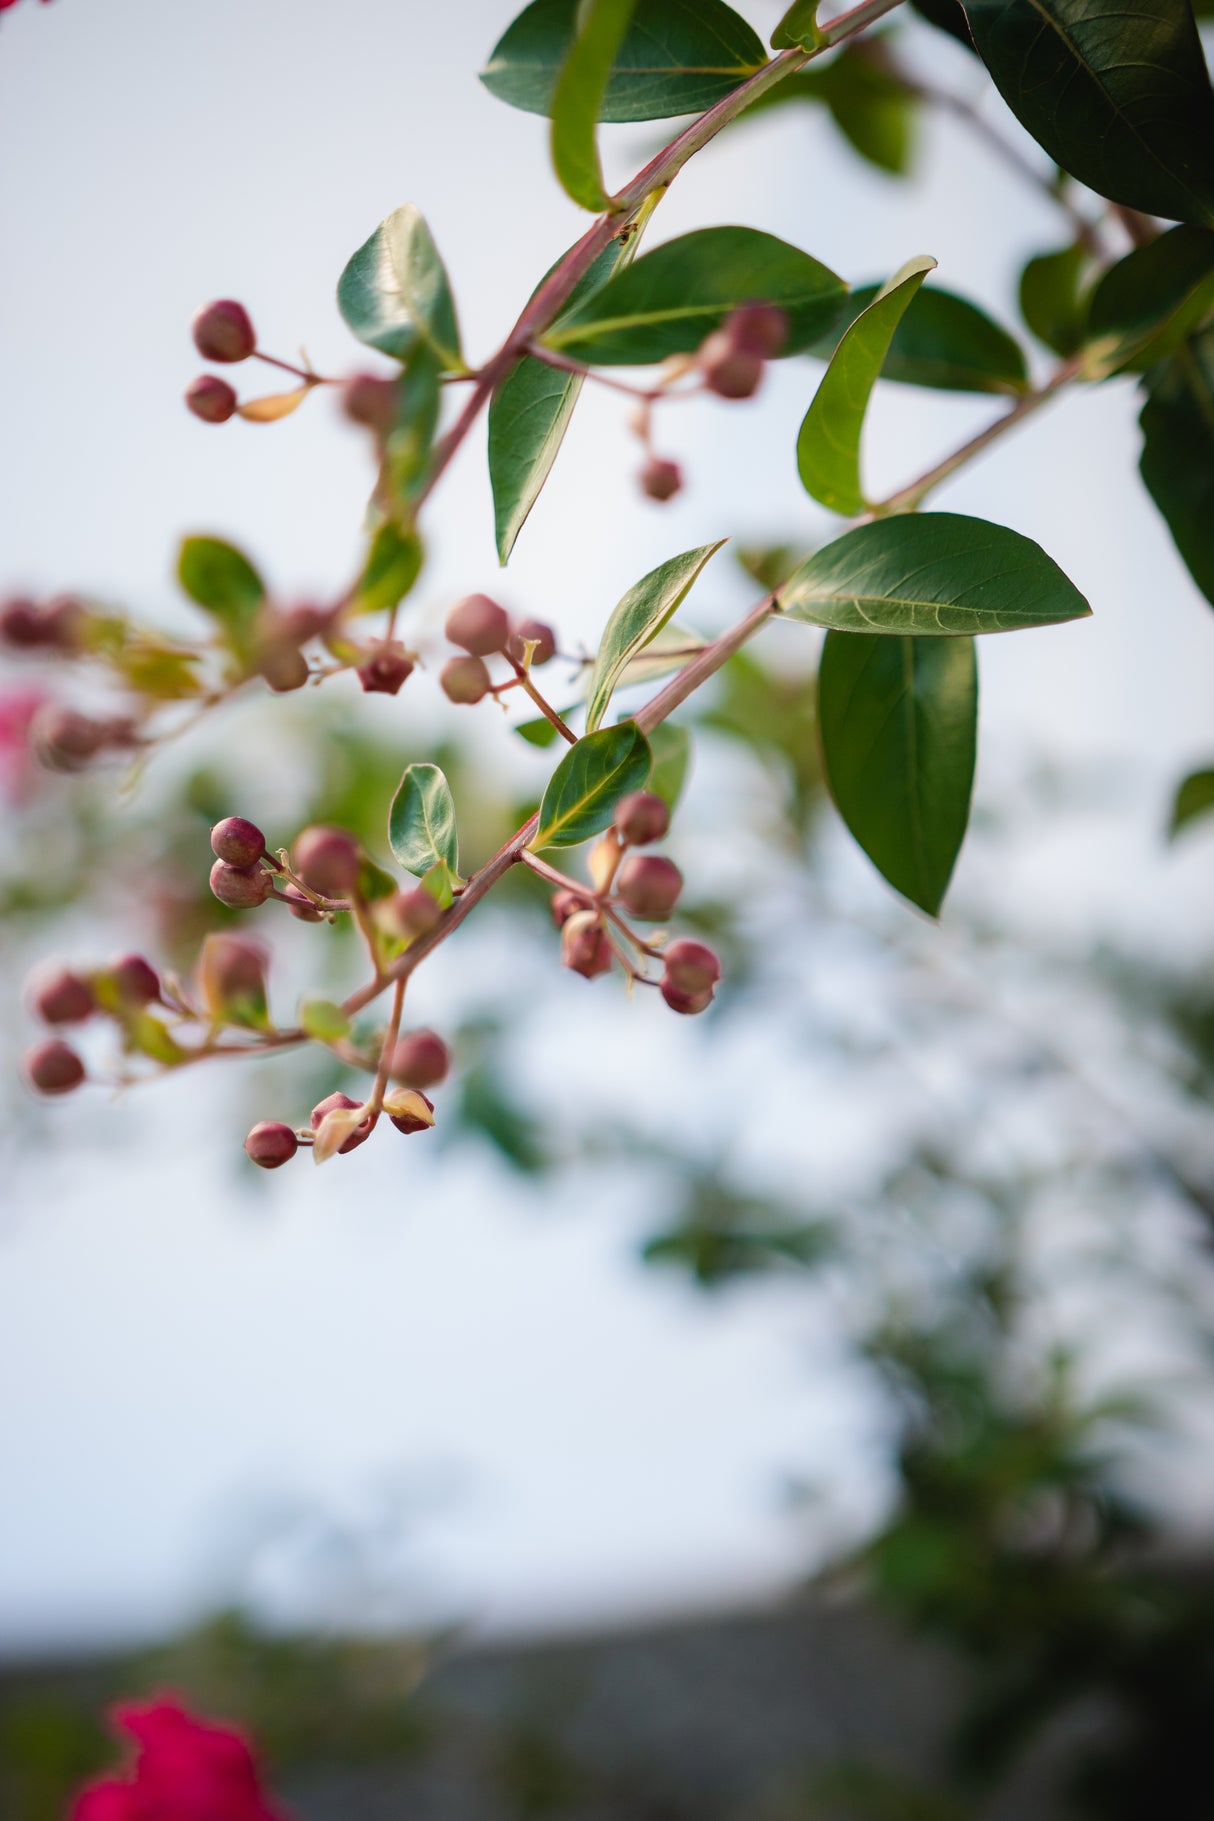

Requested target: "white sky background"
[{"left": 3, "top": 0, "right": 1214, "bottom": 1659}]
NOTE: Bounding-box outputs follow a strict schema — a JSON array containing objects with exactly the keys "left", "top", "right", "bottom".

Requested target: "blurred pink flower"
[
  {"left": 0, "top": 687, "right": 46, "bottom": 803},
  {"left": 70, "top": 1695, "right": 289, "bottom": 1821}
]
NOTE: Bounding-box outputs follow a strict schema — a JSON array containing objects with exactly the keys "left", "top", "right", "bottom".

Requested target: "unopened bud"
[
  {"left": 663, "top": 937, "right": 721, "bottom": 995},
  {"left": 440, "top": 654, "right": 491, "bottom": 705},
  {"left": 244, "top": 1120, "right": 298, "bottom": 1169},
  {"left": 341, "top": 373, "right": 399, "bottom": 436},
  {"left": 550, "top": 888, "right": 586, "bottom": 928},
  {"left": 258, "top": 645, "right": 309, "bottom": 693},
  {"left": 506, "top": 618, "right": 557, "bottom": 667},
  {"left": 617, "top": 854, "right": 682, "bottom": 921},
  {"left": 0, "top": 597, "right": 46, "bottom": 649},
  {"left": 211, "top": 815, "right": 266, "bottom": 868},
  {"left": 561, "top": 910, "right": 613, "bottom": 979},
  {"left": 358, "top": 643, "right": 414, "bottom": 695},
  {"left": 389, "top": 1028, "right": 450, "bottom": 1089},
  {"left": 111, "top": 954, "right": 161, "bottom": 1006},
  {"left": 310, "top": 1090, "right": 372, "bottom": 1154},
  {"left": 614, "top": 791, "right": 669, "bottom": 846},
  {"left": 24, "top": 1038, "right": 85, "bottom": 1095},
  {"left": 209, "top": 858, "right": 271, "bottom": 908},
  {"left": 699, "top": 330, "right": 765, "bottom": 400},
  {"left": 39, "top": 596, "right": 86, "bottom": 652},
  {"left": 383, "top": 887, "right": 442, "bottom": 941},
  {"left": 292, "top": 825, "right": 360, "bottom": 899},
  {"left": 185, "top": 374, "right": 238, "bottom": 423},
  {"left": 30, "top": 966, "right": 95, "bottom": 1025},
  {"left": 199, "top": 934, "right": 269, "bottom": 1024},
  {"left": 30, "top": 705, "right": 111, "bottom": 771},
  {"left": 388, "top": 1089, "right": 435, "bottom": 1136},
  {"left": 445, "top": 593, "right": 510, "bottom": 657},
  {"left": 639, "top": 457, "right": 683, "bottom": 503},
  {"left": 278, "top": 604, "right": 333, "bottom": 646},
  {"left": 191, "top": 299, "right": 256, "bottom": 363},
  {"left": 660, "top": 979, "right": 713, "bottom": 1016},
  {"left": 726, "top": 302, "right": 788, "bottom": 358}
]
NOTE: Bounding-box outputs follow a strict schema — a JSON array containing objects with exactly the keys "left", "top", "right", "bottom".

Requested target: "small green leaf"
[
  {"left": 1086, "top": 225, "right": 1214, "bottom": 376},
  {"left": 748, "top": 43, "right": 916, "bottom": 177},
  {"left": 1169, "top": 767, "right": 1214, "bottom": 840},
  {"left": 646, "top": 720, "right": 692, "bottom": 811},
  {"left": 551, "top": 0, "right": 636, "bottom": 212},
  {"left": 300, "top": 998, "right": 352, "bottom": 1042},
  {"left": 389, "top": 762, "right": 461, "bottom": 878},
  {"left": 1019, "top": 242, "right": 1092, "bottom": 357},
  {"left": 813, "top": 282, "right": 1029, "bottom": 395},
  {"left": 515, "top": 714, "right": 566, "bottom": 748},
  {"left": 771, "top": 0, "right": 822, "bottom": 50},
  {"left": 353, "top": 520, "right": 424, "bottom": 616},
  {"left": 337, "top": 204, "right": 463, "bottom": 368},
  {"left": 533, "top": 721, "right": 652, "bottom": 848},
  {"left": 544, "top": 226, "right": 848, "bottom": 365},
  {"left": 819, "top": 630, "right": 976, "bottom": 916},
  {"left": 126, "top": 1012, "right": 187, "bottom": 1066},
  {"left": 963, "top": 0, "right": 1214, "bottom": 226},
  {"left": 1139, "top": 329, "right": 1214, "bottom": 607},
  {"left": 585, "top": 541, "right": 724, "bottom": 733},
  {"left": 781, "top": 513, "right": 1092, "bottom": 635},
  {"left": 381, "top": 346, "right": 442, "bottom": 512},
  {"left": 421, "top": 859, "right": 457, "bottom": 909},
  {"left": 481, "top": 0, "right": 767, "bottom": 123},
  {"left": 797, "top": 255, "right": 935, "bottom": 516},
  {"left": 177, "top": 537, "right": 265, "bottom": 649}
]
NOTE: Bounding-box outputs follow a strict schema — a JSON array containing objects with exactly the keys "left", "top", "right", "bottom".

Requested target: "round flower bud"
[
  {"left": 211, "top": 815, "right": 266, "bottom": 868},
  {"left": 662, "top": 937, "right": 721, "bottom": 995},
  {"left": 244, "top": 1120, "right": 298, "bottom": 1169},
  {"left": 341, "top": 373, "right": 398, "bottom": 436},
  {"left": 660, "top": 978, "right": 713, "bottom": 1016},
  {"left": 561, "top": 911, "right": 613, "bottom": 979},
  {"left": 445, "top": 593, "right": 510, "bottom": 657},
  {"left": 639, "top": 456, "right": 683, "bottom": 503},
  {"left": 440, "top": 654, "right": 492, "bottom": 705},
  {"left": 191, "top": 298, "right": 256, "bottom": 363},
  {"left": 259, "top": 645, "right": 309, "bottom": 693},
  {"left": 506, "top": 618, "right": 557, "bottom": 667},
  {"left": 699, "top": 331, "right": 765, "bottom": 400},
  {"left": 383, "top": 887, "right": 442, "bottom": 941},
  {"left": 310, "top": 1090, "right": 372, "bottom": 1154},
  {"left": 614, "top": 790, "right": 669, "bottom": 847},
  {"left": 283, "top": 885, "right": 324, "bottom": 923},
  {"left": 726, "top": 302, "right": 788, "bottom": 358},
  {"left": 209, "top": 858, "right": 271, "bottom": 909},
  {"left": 111, "top": 953, "right": 161, "bottom": 1006},
  {"left": 0, "top": 597, "right": 47, "bottom": 649},
  {"left": 389, "top": 1028, "right": 450, "bottom": 1090},
  {"left": 357, "top": 644, "right": 414, "bottom": 696},
  {"left": 617, "top": 854, "right": 683, "bottom": 921},
  {"left": 24, "top": 1038, "right": 86, "bottom": 1095},
  {"left": 30, "top": 705, "right": 110, "bottom": 771},
  {"left": 292, "top": 825, "right": 360, "bottom": 899},
  {"left": 39, "top": 595, "right": 86, "bottom": 652},
  {"left": 185, "top": 374, "right": 238, "bottom": 423},
  {"left": 31, "top": 966, "right": 95, "bottom": 1025},
  {"left": 389, "top": 1091, "right": 435, "bottom": 1136},
  {"left": 278, "top": 603, "right": 332, "bottom": 646},
  {"left": 550, "top": 888, "right": 586, "bottom": 928}
]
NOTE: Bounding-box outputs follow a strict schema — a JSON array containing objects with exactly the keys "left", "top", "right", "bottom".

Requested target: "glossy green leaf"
[
  {"left": 353, "top": 520, "right": 424, "bottom": 616},
  {"left": 797, "top": 255, "right": 935, "bottom": 516},
  {"left": 771, "top": 0, "right": 822, "bottom": 50},
  {"left": 551, "top": 0, "right": 636, "bottom": 211},
  {"left": 1086, "top": 225, "right": 1214, "bottom": 376},
  {"left": 910, "top": 0, "right": 973, "bottom": 46},
  {"left": 748, "top": 43, "right": 917, "bottom": 176},
  {"left": 490, "top": 228, "right": 651, "bottom": 563},
  {"left": 819, "top": 630, "right": 977, "bottom": 915},
  {"left": 481, "top": 0, "right": 767, "bottom": 122},
  {"left": 545, "top": 226, "right": 848, "bottom": 365},
  {"left": 532, "top": 721, "right": 652, "bottom": 848},
  {"left": 585, "top": 541, "right": 724, "bottom": 733},
  {"left": 814, "top": 282, "right": 1029, "bottom": 395},
  {"left": 646, "top": 720, "right": 692, "bottom": 810},
  {"left": 177, "top": 537, "right": 265, "bottom": 648},
  {"left": 515, "top": 713, "right": 567, "bottom": 748},
  {"left": 1019, "top": 241, "right": 1092, "bottom": 357},
  {"left": 389, "top": 762, "right": 461, "bottom": 878},
  {"left": 337, "top": 204, "right": 463, "bottom": 368},
  {"left": 1169, "top": 767, "right": 1214, "bottom": 839},
  {"left": 963, "top": 0, "right": 1214, "bottom": 226},
  {"left": 1139, "top": 329, "right": 1214, "bottom": 606},
  {"left": 781, "top": 513, "right": 1092, "bottom": 635}
]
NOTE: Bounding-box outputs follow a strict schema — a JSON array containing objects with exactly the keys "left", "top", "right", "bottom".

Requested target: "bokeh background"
[{"left": 4, "top": 2, "right": 1214, "bottom": 1815}]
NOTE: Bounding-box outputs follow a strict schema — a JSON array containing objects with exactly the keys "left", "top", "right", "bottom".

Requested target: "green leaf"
[
  {"left": 797, "top": 255, "right": 935, "bottom": 516},
  {"left": 337, "top": 203, "right": 463, "bottom": 368},
  {"left": 300, "top": 998, "right": 352, "bottom": 1042},
  {"left": 819, "top": 630, "right": 977, "bottom": 915},
  {"left": 490, "top": 228, "right": 651, "bottom": 563},
  {"left": 585, "top": 541, "right": 724, "bottom": 733},
  {"left": 963, "top": 0, "right": 1214, "bottom": 226},
  {"left": 481, "top": 0, "right": 767, "bottom": 122},
  {"left": 544, "top": 225, "right": 848, "bottom": 365},
  {"left": 1139, "top": 329, "right": 1214, "bottom": 606},
  {"left": 748, "top": 43, "right": 917, "bottom": 177},
  {"left": 781, "top": 513, "right": 1092, "bottom": 635},
  {"left": 381, "top": 345, "right": 442, "bottom": 512},
  {"left": 771, "top": 1, "right": 822, "bottom": 50},
  {"left": 533, "top": 721, "right": 652, "bottom": 848},
  {"left": 1019, "top": 241, "right": 1092, "bottom": 357},
  {"left": 389, "top": 762, "right": 461, "bottom": 878},
  {"left": 421, "top": 859, "right": 457, "bottom": 909},
  {"left": 646, "top": 720, "right": 692, "bottom": 810},
  {"left": 1085, "top": 225, "right": 1214, "bottom": 376},
  {"left": 1169, "top": 767, "right": 1214, "bottom": 839},
  {"left": 515, "top": 713, "right": 566, "bottom": 748},
  {"left": 910, "top": 0, "right": 973, "bottom": 46},
  {"left": 551, "top": 0, "right": 637, "bottom": 211},
  {"left": 353, "top": 519, "right": 424, "bottom": 615},
  {"left": 177, "top": 537, "right": 265, "bottom": 649},
  {"left": 813, "top": 281, "right": 1029, "bottom": 395}
]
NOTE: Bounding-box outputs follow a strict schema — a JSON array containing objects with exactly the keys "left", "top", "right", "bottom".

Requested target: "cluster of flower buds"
[
  {"left": 184, "top": 300, "right": 258, "bottom": 424},
  {"left": 0, "top": 593, "right": 87, "bottom": 655},
  {"left": 439, "top": 593, "right": 558, "bottom": 707},
  {"left": 22, "top": 952, "right": 163, "bottom": 1096},
  {"left": 243, "top": 1030, "right": 450, "bottom": 1171},
  {"left": 548, "top": 789, "right": 721, "bottom": 1014},
  {"left": 208, "top": 814, "right": 366, "bottom": 921}
]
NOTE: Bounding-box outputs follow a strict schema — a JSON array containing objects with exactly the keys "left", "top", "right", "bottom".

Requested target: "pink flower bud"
[
  {"left": 35, "top": 596, "right": 86, "bottom": 652},
  {"left": 0, "top": 597, "right": 46, "bottom": 649},
  {"left": 659, "top": 979, "right": 713, "bottom": 1016},
  {"left": 341, "top": 373, "right": 399, "bottom": 435},
  {"left": 662, "top": 937, "right": 721, "bottom": 995},
  {"left": 440, "top": 654, "right": 491, "bottom": 705},
  {"left": 211, "top": 816, "right": 266, "bottom": 868},
  {"left": 445, "top": 593, "right": 510, "bottom": 657},
  {"left": 258, "top": 645, "right": 309, "bottom": 693},
  {"left": 550, "top": 888, "right": 586, "bottom": 928},
  {"left": 357, "top": 644, "right": 414, "bottom": 695},
  {"left": 283, "top": 885, "right": 324, "bottom": 922},
  {"left": 389, "top": 1028, "right": 450, "bottom": 1089},
  {"left": 244, "top": 1120, "right": 298, "bottom": 1169},
  {"left": 30, "top": 966, "right": 95, "bottom": 1025},
  {"left": 639, "top": 457, "right": 683, "bottom": 503},
  {"left": 388, "top": 1090, "right": 435, "bottom": 1136},
  {"left": 310, "top": 1090, "right": 372, "bottom": 1153},
  {"left": 30, "top": 705, "right": 116, "bottom": 772},
  {"left": 199, "top": 933, "right": 269, "bottom": 1021},
  {"left": 561, "top": 910, "right": 613, "bottom": 979},
  {"left": 617, "top": 854, "right": 682, "bottom": 921},
  {"left": 110, "top": 954, "right": 161, "bottom": 1006},
  {"left": 185, "top": 375, "right": 238, "bottom": 423},
  {"left": 613, "top": 790, "right": 669, "bottom": 846},
  {"left": 292, "top": 825, "right": 360, "bottom": 898},
  {"left": 506, "top": 619, "right": 557, "bottom": 666},
  {"left": 24, "top": 1038, "right": 85, "bottom": 1094},
  {"left": 191, "top": 299, "right": 256, "bottom": 363},
  {"left": 699, "top": 331, "right": 765, "bottom": 400},
  {"left": 383, "top": 887, "right": 442, "bottom": 941},
  {"left": 209, "top": 859, "right": 271, "bottom": 909},
  {"left": 726, "top": 302, "right": 788, "bottom": 357}
]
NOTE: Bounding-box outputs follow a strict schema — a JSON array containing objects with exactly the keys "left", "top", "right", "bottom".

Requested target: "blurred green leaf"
[{"left": 550, "top": 0, "right": 636, "bottom": 210}]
